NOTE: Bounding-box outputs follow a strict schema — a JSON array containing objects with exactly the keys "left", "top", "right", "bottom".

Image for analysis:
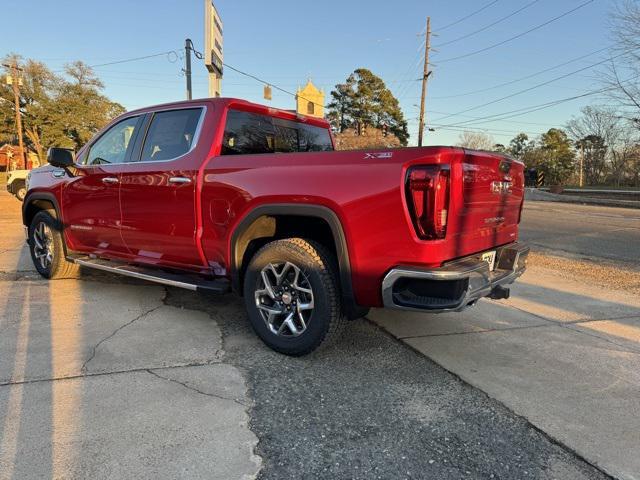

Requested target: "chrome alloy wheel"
[
  {"left": 32, "top": 221, "right": 54, "bottom": 271},
  {"left": 254, "top": 261, "right": 314, "bottom": 337}
]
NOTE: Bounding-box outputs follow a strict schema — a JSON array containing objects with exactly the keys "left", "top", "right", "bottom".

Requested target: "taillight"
[{"left": 405, "top": 165, "right": 450, "bottom": 240}]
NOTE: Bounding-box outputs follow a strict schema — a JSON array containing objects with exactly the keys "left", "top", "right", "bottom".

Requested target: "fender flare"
[
  {"left": 22, "top": 191, "right": 62, "bottom": 226},
  {"left": 22, "top": 191, "right": 73, "bottom": 257},
  {"left": 229, "top": 203, "right": 358, "bottom": 315}
]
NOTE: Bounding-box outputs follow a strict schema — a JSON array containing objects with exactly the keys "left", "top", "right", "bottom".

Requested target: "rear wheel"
[
  {"left": 28, "top": 211, "right": 78, "bottom": 279},
  {"left": 243, "top": 238, "right": 346, "bottom": 356}
]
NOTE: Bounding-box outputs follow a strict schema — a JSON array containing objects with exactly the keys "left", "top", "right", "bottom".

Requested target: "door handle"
[
  {"left": 168, "top": 177, "right": 192, "bottom": 185},
  {"left": 102, "top": 177, "right": 119, "bottom": 184}
]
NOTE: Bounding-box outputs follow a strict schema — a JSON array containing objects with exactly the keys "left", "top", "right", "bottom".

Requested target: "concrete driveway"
[
  {"left": 371, "top": 202, "right": 640, "bottom": 480},
  {"left": 0, "top": 195, "right": 261, "bottom": 479}
]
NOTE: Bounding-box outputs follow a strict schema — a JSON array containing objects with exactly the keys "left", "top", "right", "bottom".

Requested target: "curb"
[{"left": 525, "top": 188, "right": 640, "bottom": 209}]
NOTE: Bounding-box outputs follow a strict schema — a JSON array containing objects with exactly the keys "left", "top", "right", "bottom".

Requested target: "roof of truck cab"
[{"left": 125, "top": 97, "right": 331, "bottom": 129}]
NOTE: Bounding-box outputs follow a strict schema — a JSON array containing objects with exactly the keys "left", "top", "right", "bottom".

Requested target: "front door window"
[{"left": 85, "top": 116, "right": 139, "bottom": 165}]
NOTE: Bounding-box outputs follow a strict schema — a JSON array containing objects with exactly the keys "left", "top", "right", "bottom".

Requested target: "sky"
[{"left": 3, "top": 0, "right": 613, "bottom": 146}]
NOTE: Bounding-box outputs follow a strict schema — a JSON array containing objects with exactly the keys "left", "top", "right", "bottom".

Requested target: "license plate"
[{"left": 481, "top": 251, "right": 497, "bottom": 271}]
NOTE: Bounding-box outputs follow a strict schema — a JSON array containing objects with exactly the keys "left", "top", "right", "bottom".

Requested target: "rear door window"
[{"left": 139, "top": 108, "right": 202, "bottom": 162}]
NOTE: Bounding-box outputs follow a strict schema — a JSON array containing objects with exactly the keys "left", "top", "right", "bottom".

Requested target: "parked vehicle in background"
[
  {"left": 6, "top": 169, "right": 29, "bottom": 201},
  {"left": 22, "top": 98, "right": 529, "bottom": 355}
]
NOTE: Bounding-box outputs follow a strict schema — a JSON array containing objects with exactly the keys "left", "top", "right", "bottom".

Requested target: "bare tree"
[
  {"left": 566, "top": 105, "right": 639, "bottom": 186},
  {"left": 605, "top": 1, "right": 640, "bottom": 121},
  {"left": 456, "top": 131, "right": 495, "bottom": 151}
]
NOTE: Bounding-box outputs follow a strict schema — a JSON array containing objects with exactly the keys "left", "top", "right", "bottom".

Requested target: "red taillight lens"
[{"left": 406, "top": 165, "right": 450, "bottom": 240}]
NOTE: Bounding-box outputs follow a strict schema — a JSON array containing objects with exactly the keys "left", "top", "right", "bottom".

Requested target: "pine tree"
[{"left": 327, "top": 68, "right": 409, "bottom": 146}]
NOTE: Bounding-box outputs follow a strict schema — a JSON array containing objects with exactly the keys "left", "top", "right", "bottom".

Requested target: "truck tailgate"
[{"left": 448, "top": 149, "right": 524, "bottom": 257}]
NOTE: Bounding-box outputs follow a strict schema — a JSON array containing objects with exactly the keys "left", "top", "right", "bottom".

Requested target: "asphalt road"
[
  {"left": 168, "top": 289, "right": 608, "bottom": 480},
  {"left": 0, "top": 195, "right": 611, "bottom": 479},
  {"left": 520, "top": 201, "right": 640, "bottom": 266}
]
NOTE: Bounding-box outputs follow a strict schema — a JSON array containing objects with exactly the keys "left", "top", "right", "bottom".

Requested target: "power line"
[
  {"left": 430, "top": 124, "right": 544, "bottom": 136},
  {"left": 434, "top": 77, "right": 640, "bottom": 129},
  {"left": 430, "top": 46, "right": 610, "bottom": 99},
  {"left": 389, "top": 37, "right": 426, "bottom": 101},
  {"left": 222, "top": 62, "right": 328, "bottom": 110},
  {"left": 432, "top": 49, "right": 632, "bottom": 123},
  {"left": 427, "top": 110, "right": 553, "bottom": 127},
  {"left": 437, "top": 0, "right": 500, "bottom": 31},
  {"left": 52, "top": 49, "right": 180, "bottom": 73},
  {"left": 434, "top": 0, "right": 541, "bottom": 48},
  {"left": 438, "top": 94, "right": 599, "bottom": 128},
  {"left": 89, "top": 50, "right": 179, "bottom": 69},
  {"left": 436, "top": 0, "right": 595, "bottom": 63},
  {"left": 441, "top": 75, "right": 640, "bottom": 128},
  {"left": 407, "top": 115, "right": 545, "bottom": 136}
]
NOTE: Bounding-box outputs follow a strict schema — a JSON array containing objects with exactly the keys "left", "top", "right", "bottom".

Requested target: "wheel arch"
[
  {"left": 23, "top": 192, "right": 62, "bottom": 230},
  {"left": 230, "top": 204, "right": 363, "bottom": 319}
]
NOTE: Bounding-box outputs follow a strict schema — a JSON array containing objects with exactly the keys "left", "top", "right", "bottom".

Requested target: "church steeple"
[{"left": 296, "top": 79, "right": 324, "bottom": 118}]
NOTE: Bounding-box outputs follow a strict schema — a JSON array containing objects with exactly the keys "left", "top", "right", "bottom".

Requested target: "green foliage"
[
  {"left": 508, "top": 133, "right": 533, "bottom": 160},
  {"left": 1, "top": 54, "right": 125, "bottom": 163},
  {"left": 327, "top": 68, "right": 409, "bottom": 146},
  {"left": 523, "top": 128, "right": 576, "bottom": 185},
  {"left": 492, "top": 143, "right": 508, "bottom": 154}
]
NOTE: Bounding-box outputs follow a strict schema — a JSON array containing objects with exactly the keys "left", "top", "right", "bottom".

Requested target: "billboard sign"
[{"left": 205, "top": 1, "right": 223, "bottom": 77}]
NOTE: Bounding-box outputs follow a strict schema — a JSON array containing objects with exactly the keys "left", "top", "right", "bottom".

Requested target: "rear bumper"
[{"left": 381, "top": 242, "right": 529, "bottom": 312}]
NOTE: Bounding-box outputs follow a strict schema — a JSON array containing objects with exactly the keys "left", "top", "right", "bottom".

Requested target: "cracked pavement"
[
  {"left": 0, "top": 191, "right": 634, "bottom": 479},
  {"left": 0, "top": 194, "right": 260, "bottom": 479}
]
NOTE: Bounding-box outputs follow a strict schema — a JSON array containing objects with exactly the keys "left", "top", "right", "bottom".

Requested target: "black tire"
[
  {"left": 28, "top": 210, "right": 79, "bottom": 279},
  {"left": 15, "top": 182, "right": 27, "bottom": 202},
  {"left": 243, "top": 238, "right": 346, "bottom": 356}
]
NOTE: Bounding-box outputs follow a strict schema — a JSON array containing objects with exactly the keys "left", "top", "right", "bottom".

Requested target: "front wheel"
[
  {"left": 28, "top": 211, "right": 78, "bottom": 279},
  {"left": 243, "top": 238, "right": 346, "bottom": 356},
  {"left": 15, "top": 183, "right": 27, "bottom": 202}
]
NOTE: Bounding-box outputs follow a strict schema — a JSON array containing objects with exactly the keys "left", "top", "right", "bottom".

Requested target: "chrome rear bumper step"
[
  {"left": 70, "top": 256, "right": 230, "bottom": 294},
  {"left": 381, "top": 242, "right": 529, "bottom": 313}
]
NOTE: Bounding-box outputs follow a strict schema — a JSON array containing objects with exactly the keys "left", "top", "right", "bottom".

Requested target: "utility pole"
[
  {"left": 2, "top": 62, "right": 26, "bottom": 169},
  {"left": 579, "top": 141, "right": 585, "bottom": 188},
  {"left": 184, "top": 38, "right": 193, "bottom": 100},
  {"left": 417, "top": 17, "right": 431, "bottom": 147}
]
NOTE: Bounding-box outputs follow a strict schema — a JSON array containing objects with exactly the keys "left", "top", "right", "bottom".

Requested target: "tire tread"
[
  {"left": 244, "top": 237, "right": 346, "bottom": 355},
  {"left": 29, "top": 210, "right": 79, "bottom": 279}
]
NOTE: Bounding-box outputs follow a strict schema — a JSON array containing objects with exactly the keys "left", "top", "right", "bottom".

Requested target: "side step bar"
[{"left": 70, "top": 257, "right": 230, "bottom": 294}]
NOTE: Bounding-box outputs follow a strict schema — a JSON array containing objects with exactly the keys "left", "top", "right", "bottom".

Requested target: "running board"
[{"left": 71, "top": 257, "right": 230, "bottom": 294}]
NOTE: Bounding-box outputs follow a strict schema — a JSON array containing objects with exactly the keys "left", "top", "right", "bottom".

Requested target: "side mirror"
[{"left": 47, "top": 148, "right": 75, "bottom": 168}]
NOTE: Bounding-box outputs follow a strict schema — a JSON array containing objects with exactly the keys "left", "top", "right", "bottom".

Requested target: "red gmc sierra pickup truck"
[{"left": 23, "top": 97, "right": 529, "bottom": 355}]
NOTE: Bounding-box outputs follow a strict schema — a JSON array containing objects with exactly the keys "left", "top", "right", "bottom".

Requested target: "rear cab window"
[{"left": 221, "top": 109, "right": 333, "bottom": 156}]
